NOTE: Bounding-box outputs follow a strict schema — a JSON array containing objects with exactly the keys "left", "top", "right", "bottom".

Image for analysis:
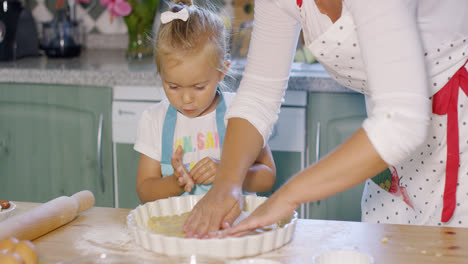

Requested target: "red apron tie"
[
  {"left": 432, "top": 60, "right": 468, "bottom": 222},
  {"left": 297, "top": 0, "right": 302, "bottom": 8}
]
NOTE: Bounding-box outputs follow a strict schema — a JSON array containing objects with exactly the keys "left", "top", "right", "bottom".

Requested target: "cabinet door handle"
[
  {"left": 0, "top": 138, "right": 7, "bottom": 155},
  {"left": 315, "top": 122, "right": 320, "bottom": 163},
  {"left": 97, "top": 114, "right": 105, "bottom": 193},
  {"left": 308, "top": 122, "right": 321, "bottom": 217}
]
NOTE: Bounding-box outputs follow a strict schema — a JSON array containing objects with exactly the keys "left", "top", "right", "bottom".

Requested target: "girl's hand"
[
  {"left": 221, "top": 191, "right": 298, "bottom": 238},
  {"left": 190, "top": 157, "right": 220, "bottom": 185},
  {"left": 171, "top": 146, "right": 194, "bottom": 192}
]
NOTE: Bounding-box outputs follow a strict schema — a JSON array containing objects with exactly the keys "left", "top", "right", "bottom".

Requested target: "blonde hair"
[{"left": 154, "top": 0, "right": 229, "bottom": 74}]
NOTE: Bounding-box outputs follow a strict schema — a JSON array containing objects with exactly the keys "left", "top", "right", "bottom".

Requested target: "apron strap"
[
  {"left": 432, "top": 60, "right": 468, "bottom": 222},
  {"left": 216, "top": 90, "right": 227, "bottom": 147},
  {"left": 161, "top": 104, "right": 177, "bottom": 165}
]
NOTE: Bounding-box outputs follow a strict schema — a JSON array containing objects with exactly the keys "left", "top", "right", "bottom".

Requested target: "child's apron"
[{"left": 160, "top": 91, "right": 227, "bottom": 196}]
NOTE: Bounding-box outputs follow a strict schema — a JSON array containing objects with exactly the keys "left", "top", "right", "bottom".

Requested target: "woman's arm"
[
  {"left": 136, "top": 154, "right": 185, "bottom": 203},
  {"left": 226, "top": 128, "right": 388, "bottom": 236},
  {"left": 242, "top": 144, "right": 276, "bottom": 193},
  {"left": 347, "top": 0, "right": 430, "bottom": 165},
  {"left": 226, "top": 0, "right": 433, "bottom": 236}
]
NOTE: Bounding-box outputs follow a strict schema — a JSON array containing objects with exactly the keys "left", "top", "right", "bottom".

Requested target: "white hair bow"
[{"left": 160, "top": 8, "right": 189, "bottom": 24}]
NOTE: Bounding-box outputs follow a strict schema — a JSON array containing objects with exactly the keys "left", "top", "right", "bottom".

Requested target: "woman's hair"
[{"left": 154, "top": 0, "right": 230, "bottom": 74}]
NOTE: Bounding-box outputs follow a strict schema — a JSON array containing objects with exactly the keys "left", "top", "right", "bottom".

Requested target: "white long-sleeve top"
[{"left": 225, "top": 0, "right": 468, "bottom": 166}]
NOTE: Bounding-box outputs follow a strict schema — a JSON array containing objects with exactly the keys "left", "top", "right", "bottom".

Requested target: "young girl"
[{"left": 133, "top": 0, "right": 276, "bottom": 203}]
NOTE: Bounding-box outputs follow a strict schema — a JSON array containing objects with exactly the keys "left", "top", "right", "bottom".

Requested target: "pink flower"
[{"left": 100, "top": 0, "right": 132, "bottom": 21}]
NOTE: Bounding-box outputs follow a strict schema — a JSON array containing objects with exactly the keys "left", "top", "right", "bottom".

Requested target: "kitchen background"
[
  {"left": 27, "top": 0, "right": 226, "bottom": 34},
  {"left": 23, "top": 0, "right": 234, "bottom": 50},
  {"left": 1, "top": 0, "right": 369, "bottom": 223}
]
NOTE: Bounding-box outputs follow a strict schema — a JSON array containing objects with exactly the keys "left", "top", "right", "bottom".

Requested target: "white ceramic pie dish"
[{"left": 126, "top": 194, "right": 297, "bottom": 259}]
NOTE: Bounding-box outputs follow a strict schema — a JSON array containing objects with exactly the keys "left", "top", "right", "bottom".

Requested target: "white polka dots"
[
  {"left": 307, "top": 12, "right": 369, "bottom": 95},
  {"left": 363, "top": 83, "right": 468, "bottom": 227}
]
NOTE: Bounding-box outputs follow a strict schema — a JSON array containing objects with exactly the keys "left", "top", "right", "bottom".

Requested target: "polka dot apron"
[{"left": 299, "top": 2, "right": 468, "bottom": 227}]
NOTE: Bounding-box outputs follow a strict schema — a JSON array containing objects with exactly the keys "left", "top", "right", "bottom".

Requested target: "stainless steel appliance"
[
  {"left": 40, "top": 9, "right": 83, "bottom": 58},
  {"left": 0, "top": 0, "right": 40, "bottom": 61}
]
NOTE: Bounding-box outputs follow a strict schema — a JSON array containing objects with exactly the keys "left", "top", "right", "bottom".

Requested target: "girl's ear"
[{"left": 219, "top": 60, "right": 231, "bottom": 81}]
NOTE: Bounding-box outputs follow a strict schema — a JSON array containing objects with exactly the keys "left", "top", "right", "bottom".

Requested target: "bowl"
[
  {"left": 228, "top": 259, "right": 281, "bottom": 264},
  {"left": 313, "top": 250, "right": 374, "bottom": 264},
  {"left": 0, "top": 201, "right": 16, "bottom": 222},
  {"left": 127, "top": 195, "right": 297, "bottom": 259},
  {"left": 59, "top": 253, "right": 226, "bottom": 264},
  {"left": 58, "top": 253, "right": 149, "bottom": 264}
]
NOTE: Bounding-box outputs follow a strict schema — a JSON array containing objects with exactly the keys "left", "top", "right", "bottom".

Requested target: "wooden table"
[{"left": 11, "top": 202, "right": 468, "bottom": 264}]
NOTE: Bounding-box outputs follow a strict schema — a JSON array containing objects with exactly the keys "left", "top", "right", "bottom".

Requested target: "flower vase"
[
  {"left": 125, "top": 27, "right": 153, "bottom": 59},
  {"left": 124, "top": 0, "right": 159, "bottom": 59}
]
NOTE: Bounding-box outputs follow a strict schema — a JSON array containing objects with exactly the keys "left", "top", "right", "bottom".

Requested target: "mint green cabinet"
[
  {"left": 0, "top": 83, "right": 114, "bottom": 207},
  {"left": 114, "top": 143, "right": 141, "bottom": 209},
  {"left": 259, "top": 151, "right": 303, "bottom": 197},
  {"left": 306, "top": 92, "right": 367, "bottom": 221}
]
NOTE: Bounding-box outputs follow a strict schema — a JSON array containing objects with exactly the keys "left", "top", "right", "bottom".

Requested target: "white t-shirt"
[{"left": 134, "top": 92, "right": 236, "bottom": 170}]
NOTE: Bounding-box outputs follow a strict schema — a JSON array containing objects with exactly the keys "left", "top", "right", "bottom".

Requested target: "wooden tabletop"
[{"left": 10, "top": 202, "right": 468, "bottom": 264}]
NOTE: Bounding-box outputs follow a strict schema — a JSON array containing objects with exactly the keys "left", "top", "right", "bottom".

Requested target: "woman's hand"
[
  {"left": 182, "top": 182, "right": 244, "bottom": 238},
  {"left": 171, "top": 146, "right": 194, "bottom": 192},
  {"left": 222, "top": 190, "right": 298, "bottom": 237},
  {"left": 190, "top": 157, "right": 220, "bottom": 185}
]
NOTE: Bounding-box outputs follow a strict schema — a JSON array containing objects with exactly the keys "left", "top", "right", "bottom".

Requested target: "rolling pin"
[{"left": 0, "top": 190, "right": 95, "bottom": 241}]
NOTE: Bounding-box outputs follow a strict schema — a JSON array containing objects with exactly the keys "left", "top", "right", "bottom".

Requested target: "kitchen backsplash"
[
  {"left": 29, "top": 0, "right": 127, "bottom": 34},
  {"left": 27, "top": 0, "right": 228, "bottom": 35}
]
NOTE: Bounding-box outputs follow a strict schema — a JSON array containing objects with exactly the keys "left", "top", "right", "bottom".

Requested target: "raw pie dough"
[
  {"left": 147, "top": 212, "right": 191, "bottom": 238},
  {"left": 147, "top": 211, "right": 280, "bottom": 238}
]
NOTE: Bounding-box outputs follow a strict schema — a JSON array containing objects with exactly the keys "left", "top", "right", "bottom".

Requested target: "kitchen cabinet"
[
  {"left": 114, "top": 143, "right": 141, "bottom": 209},
  {"left": 259, "top": 91, "right": 307, "bottom": 200},
  {"left": 0, "top": 83, "right": 114, "bottom": 207},
  {"left": 306, "top": 91, "right": 367, "bottom": 221},
  {"left": 112, "top": 87, "right": 162, "bottom": 209}
]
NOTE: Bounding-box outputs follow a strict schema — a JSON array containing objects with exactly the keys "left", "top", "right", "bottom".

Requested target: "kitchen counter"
[
  {"left": 0, "top": 49, "right": 354, "bottom": 93},
  {"left": 11, "top": 202, "right": 468, "bottom": 264}
]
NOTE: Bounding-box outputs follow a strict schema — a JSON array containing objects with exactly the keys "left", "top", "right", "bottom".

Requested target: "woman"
[{"left": 182, "top": 0, "right": 468, "bottom": 238}]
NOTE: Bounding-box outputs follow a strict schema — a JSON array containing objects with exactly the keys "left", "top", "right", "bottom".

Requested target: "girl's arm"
[
  {"left": 242, "top": 144, "right": 276, "bottom": 193},
  {"left": 189, "top": 142, "right": 275, "bottom": 193},
  {"left": 136, "top": 154, "right": 185, "bottom": 203}
]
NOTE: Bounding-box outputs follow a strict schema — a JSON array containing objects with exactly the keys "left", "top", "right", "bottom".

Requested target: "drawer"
[{"left": 112, "top": 101, "right": 157, "bottom": 144}]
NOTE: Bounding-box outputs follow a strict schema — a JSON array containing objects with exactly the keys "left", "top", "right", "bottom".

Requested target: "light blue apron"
[{"left": 160, "top": 90, "right": 226, "bottom": 196}]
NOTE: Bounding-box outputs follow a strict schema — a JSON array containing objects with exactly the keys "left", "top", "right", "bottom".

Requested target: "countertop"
[
  {"left": 0, "top": 49, "right": 355, "bottom": 93},
  {"left": 11, "top": 201, "right": 468, "bottom": 264}
]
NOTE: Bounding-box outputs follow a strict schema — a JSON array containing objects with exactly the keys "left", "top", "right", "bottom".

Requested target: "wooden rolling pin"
[{"left": 0, "top": 190, "right": 95, "bottom": 241}]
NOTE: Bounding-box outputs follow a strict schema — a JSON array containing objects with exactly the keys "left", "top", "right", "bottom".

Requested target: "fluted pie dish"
[{"left": 126, "top": 195, "right": 297, "bottom": 258}]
